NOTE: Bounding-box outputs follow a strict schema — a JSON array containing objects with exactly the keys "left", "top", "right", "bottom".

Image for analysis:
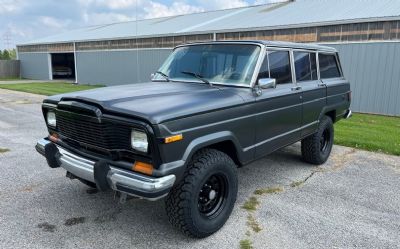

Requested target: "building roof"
[{"left": 20, "top": 0, "right": 400, "bottom": 45}]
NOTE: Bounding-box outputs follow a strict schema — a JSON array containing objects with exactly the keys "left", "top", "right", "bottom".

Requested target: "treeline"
[{"left": 0, "top": 49, "right": 17, "bottom": 60}]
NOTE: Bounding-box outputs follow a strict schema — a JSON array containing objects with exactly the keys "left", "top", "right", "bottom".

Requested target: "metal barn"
[{"left": 17, "top": 0, "right": 400, "bottom": 115}]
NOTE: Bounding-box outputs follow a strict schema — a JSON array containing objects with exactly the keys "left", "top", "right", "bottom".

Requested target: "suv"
[{"left": 36, "top": 41, "right": 351, "bottom": 238}]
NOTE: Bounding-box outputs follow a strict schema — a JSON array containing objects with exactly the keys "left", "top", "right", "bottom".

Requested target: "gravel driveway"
[{"left": 0, "top": 89, "right": 399, "bottom": 249}]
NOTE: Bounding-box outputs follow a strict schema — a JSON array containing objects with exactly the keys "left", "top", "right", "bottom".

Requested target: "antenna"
[{"left": 2, "top": 29, "right": 13, "bottom": 50}]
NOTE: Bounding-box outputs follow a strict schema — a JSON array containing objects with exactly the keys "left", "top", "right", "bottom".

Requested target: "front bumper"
[{"left": 35, "top": 138, "right": 175, "bottom": 200}]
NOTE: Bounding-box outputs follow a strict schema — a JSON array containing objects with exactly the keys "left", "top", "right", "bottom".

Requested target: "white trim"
[
  {"left": 47, "top": 53, "right": 53, "bottom": 80},
  {"left": 73, "top": 42, "right": 78, "bottom": 83}
]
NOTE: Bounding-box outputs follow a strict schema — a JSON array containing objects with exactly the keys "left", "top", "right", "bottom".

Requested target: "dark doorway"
[{"left": 51, "top": 53, "right": 75, "bottom": 80}]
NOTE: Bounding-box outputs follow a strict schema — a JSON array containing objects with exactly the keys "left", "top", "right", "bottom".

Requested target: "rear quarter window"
[{"left": 319, "top": 53, "right": 341, "bottom": 79}]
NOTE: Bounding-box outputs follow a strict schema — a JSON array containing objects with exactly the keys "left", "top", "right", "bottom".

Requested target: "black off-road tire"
[
  {"left": 301, "top": 115, "right": 334, "bottom": 165},
  {"left": 165, "top": 148, "right": 238, "bottom": 238}
]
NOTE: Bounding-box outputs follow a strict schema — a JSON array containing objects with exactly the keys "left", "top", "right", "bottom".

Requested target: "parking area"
[{"left": 0, "top": 89, "right": 399, "bottom": 249}]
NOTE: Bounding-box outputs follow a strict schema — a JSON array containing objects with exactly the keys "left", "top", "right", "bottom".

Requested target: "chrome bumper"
[{"left": 36, "top": 138, "right": 175, "bottom": 200}]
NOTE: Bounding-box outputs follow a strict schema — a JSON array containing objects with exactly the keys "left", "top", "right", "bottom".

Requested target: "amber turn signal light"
[
  {"left": 164, "top": 134, "right": 183, "bottom": 144},
  {"left": 132, "top": 161, "right": 153, "bottom": 175}
]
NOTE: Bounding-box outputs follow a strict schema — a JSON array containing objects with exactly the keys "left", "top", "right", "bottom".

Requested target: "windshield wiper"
[
  {"left": 155, "top": 71, "right": 170, "bottom": 81},
  {"left": 181, "top": 71, "right": 213, "bottom": 86}
]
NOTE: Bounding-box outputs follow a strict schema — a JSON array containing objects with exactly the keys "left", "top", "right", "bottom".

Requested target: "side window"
[
  {"left": 319, "top": 53, "right": 341, "bottom": 79},
  {"left": 294, "top": 52, "right": 318, "bottom": 82},
  {"left": 268, "top": 50, "right": 292, "bottom": 84}
]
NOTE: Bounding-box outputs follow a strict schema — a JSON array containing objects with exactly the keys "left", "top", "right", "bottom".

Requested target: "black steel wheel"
[
  {"left": 301, "top": 115, "right": 334, "bottom": 165},
  {"left": 165, "top": 149, "right": 238, "bottom": 238},
  {"left": 198, "top": 173, "right": 228, "bottom": 218}
]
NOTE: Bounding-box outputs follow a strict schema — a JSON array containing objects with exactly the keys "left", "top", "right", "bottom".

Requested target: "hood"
[{"left": 45, "top": 82, "right": 246, "bottom": 124}]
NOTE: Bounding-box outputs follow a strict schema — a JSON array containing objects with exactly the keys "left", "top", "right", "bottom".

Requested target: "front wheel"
[
  {"left": 165, "top": 149, "right": 238, "bottom": 238},
  {"left": 301, "top": 116, "right": 334, "bottom": 165}
]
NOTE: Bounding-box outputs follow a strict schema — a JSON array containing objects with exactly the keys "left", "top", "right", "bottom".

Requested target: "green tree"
[
  {"left": 0, "top": 50, "right": 3, "bottom": 60},
  {"left": 2, "top": 49, "right": 11, "bottom": 60},
  {"left": 9, "top": 49, "right": 17, "bottom": 59}
]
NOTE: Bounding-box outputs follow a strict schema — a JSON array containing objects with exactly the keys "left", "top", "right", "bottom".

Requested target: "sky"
[{"left": 0, "top": 0, "right": 284, "bottom": 50}]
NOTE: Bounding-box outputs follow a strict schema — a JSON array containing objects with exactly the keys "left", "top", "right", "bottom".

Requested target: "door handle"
[
  {"left": 318, "top": 83, "right": 327, "bottom": 87},
  {"left": 291, "top": 86, "right": 302, "bottom": 91}
]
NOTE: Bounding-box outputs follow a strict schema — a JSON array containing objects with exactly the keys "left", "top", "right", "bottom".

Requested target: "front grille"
[{"left": 56, "top": 111, "right": 132, "bottom": 150}]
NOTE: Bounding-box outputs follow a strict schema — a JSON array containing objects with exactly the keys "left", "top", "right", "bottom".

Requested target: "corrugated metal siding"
[
  {"left": 327, "top": 42, "right": 400, "bottom": 116},
  {"left": 76, "top": 49, "right": 171, "bottom": 85},
  {"left": 19, "top": 53, "right": 50, "bottom": 80}
]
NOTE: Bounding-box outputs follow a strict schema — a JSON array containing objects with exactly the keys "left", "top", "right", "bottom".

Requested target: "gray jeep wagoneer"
[{"left": 36, "top": 41, "right": 351, "bottom": 237}]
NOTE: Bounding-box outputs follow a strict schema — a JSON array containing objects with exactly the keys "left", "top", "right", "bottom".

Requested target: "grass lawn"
[
  {"left": 0, "top": 82, "right": 103, "bottom": 96},
  {"left": 335, "top": 113, "right": 400, "bottom": 156}
]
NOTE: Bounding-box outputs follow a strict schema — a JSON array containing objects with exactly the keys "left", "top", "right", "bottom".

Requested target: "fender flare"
[
  {"left": 181, "top": 131, "right": 244, "bottom": 165},
  {"left": 319, "top": 104, "right": 339, "bottom": 122}
]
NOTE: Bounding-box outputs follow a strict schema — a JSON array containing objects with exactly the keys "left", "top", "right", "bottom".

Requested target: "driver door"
[{"left": 253, "top": 49, "right": 303, "bottom": 158}]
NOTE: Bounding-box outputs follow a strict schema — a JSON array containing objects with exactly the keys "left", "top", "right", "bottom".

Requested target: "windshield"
[{"left": 154, "top": 44, "right": 261, "bottom": 86}]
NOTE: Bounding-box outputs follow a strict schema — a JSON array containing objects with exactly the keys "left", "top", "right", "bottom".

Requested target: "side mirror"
[
  {"left": 258, "top": 78, "right": 276, "bottom": 89},
  {"left": 150, "top": 73, "right": 155, "bottom": 80}
]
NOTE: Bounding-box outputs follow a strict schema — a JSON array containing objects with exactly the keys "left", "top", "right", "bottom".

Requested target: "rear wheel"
[
  {"left": 301, "top": 116, "right": 334, "bottom": 165},
  {"left": 165, "top": 148, "right": 238, "bottom": 238}
]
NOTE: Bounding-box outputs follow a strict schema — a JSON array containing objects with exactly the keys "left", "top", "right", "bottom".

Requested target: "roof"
[
  {"left": 181, "top": 40, "right": 337, "bottom": 52},
  {"left": 20, "top": 0, "right": 400, "bottom": 45}
]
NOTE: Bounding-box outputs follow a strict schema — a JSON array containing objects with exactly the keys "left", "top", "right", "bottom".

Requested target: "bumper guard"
[{"left": 36, "top": 138, "right": 175, "bottom": 201}]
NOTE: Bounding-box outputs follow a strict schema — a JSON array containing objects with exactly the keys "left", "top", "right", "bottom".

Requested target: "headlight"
[
  {"left": 46, "top": 111, "right": 56, "bottom": 127},
  {"left": 131, "top": 130, "right": 148, "bottom": 153}
]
